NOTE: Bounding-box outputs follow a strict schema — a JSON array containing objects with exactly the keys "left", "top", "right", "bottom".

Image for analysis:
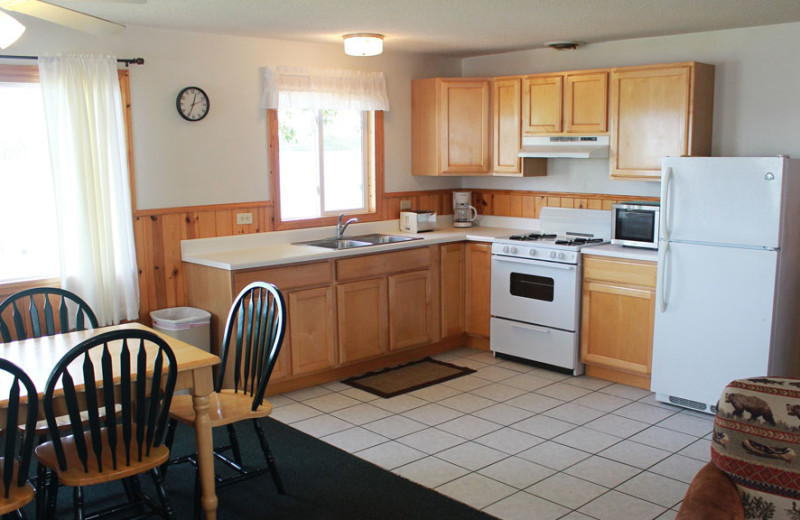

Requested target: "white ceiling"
[{"left": 42, "top": 0, "right": 800, "bottom": 56}]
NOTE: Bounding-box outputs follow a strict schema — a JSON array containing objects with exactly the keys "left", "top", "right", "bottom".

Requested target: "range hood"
[{"left": 518, "top": 135, "right": 609, "bottom": 159}]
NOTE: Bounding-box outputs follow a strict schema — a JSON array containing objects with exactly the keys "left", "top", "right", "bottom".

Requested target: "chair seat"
[
  {"left": 0, "top": 459, "right": 35, "bottom": 516},
  {"left": 35, "top": 425, "right": 170, "bottom": 487},
  {"left": 169, "top": 389, "right": 273, "bottom": 428}
]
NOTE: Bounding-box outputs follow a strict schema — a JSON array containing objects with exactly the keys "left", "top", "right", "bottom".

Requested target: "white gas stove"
[{"left": 490, "top": 208, "right": 612, "bottom": 375}]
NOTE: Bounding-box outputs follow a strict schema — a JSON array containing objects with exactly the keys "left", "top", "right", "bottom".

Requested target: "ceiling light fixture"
[
  {"left": 343, "top": 33, "right": 384, "bottom": 57},
  {"left": 0, "top": 10, "right": 25, "bottom": 49}
]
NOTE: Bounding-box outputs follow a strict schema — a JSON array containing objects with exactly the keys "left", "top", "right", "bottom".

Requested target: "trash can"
[{"left": 150, "top": 307, "right": 211, "bottom": 352}]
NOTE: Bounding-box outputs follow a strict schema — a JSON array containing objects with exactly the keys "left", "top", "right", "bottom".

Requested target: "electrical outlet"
[
  {"left": 236, "top": 212, "right": 253, "bottom": 225},
  {"left": 400, "top": 200, "right": 412, "bottom": 210}
]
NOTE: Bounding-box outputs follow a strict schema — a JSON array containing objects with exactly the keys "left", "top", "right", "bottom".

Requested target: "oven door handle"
[
  {"left": 509, "top": 321, "right": 551, "bottom": 334},
  {"left": 492, "top": 256, "right": 576, "bottom": 270}
]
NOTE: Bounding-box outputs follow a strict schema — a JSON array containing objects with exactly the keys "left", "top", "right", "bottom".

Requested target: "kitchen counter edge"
[{"left": 583, "top": 243, "right": 658, "bottom": 262}]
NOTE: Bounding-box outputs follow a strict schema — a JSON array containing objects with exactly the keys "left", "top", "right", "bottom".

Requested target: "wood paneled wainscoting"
[{"left": 131, "top": 189, "right": 657, "bottom": 326}]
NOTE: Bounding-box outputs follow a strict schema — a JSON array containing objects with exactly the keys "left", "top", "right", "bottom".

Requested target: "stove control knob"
[
  {"left": 549, "top": 251, "right": 557, "bottom": 259},
  {"left": 502, "top": 246, "right": 510, "bottom": 254},
  {"left": 528, "top": 249, "right": 536, "bottom": 256},
  {"left": 558, "top": 252, "right": 566, "bottom": 260},
  {"left": 509, "top": 247, "right": 518, "bottom": 255}
]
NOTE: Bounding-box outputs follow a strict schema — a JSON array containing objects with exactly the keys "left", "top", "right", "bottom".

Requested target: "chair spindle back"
[
  {"left": 0, "top": 288, "right": 99, "bottom": 343},
  {"left": 0, "top": 359, "right": 37, "bottom": 499},
  {"left": 216, "top": 282, "right": 286, "bottom": 411},
  {"left": 43, "top": 330, "right": 177, "bottom": 473}
]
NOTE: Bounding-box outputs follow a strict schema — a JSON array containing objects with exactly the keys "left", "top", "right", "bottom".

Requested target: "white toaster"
[{"left": 399, "top": 210, "right": 436, "bottom": 233}]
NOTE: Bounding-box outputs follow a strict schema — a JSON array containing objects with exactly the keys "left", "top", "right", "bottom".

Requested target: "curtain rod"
[{"left": 0, "top": 55, "right": 144, "bottom": 67}]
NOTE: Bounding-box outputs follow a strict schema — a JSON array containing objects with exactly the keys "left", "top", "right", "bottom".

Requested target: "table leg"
[{"left": 192, "top": 368, "right": 218, "bottom": 520}]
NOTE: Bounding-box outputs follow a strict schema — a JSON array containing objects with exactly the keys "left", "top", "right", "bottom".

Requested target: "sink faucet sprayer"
[{"left": 337, "top": 214, "right": 359, "bottom": 239}]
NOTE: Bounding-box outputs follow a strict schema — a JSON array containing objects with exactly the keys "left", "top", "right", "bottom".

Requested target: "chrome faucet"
[{"left": 336, "top": 214, "right": 359, "bottom": 239}]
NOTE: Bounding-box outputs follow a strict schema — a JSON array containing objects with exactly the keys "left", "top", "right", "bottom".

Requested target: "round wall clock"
[{"left": 176, "top": 86, "right": 210, "bottom": 121}]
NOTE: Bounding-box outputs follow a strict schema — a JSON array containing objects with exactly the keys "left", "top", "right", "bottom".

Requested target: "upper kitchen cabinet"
[
  {"left": 609, "top": 62, "right": 715, "bottom": 180},
  {"left": 522, "top": 71, "right": 608, "bottom": 135},
  {"left": 492, "top": 77, "right": 523, "bottom": 175},
  {"left": 412, "top": 77, "right": 491, "bottom": 176}
]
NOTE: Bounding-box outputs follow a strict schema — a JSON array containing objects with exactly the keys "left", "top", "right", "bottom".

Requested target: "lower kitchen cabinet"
[
  {"left": 337, "top": 278, "right": 388, "bottom": 364},
  {"left": 288, "top": 286, "right": 337, "bottom": 375},
  {"left": 389, "top": 270, "right": 434, "bottom": 350},
  {"left": 466, "top": 242, "right": 491, "bottom": 338},
  {"left": 580, "top": 255, "right": 656, "bottom": 389},
  {"left": 440, "top": 243, "right": 466, "bottom": 338}
]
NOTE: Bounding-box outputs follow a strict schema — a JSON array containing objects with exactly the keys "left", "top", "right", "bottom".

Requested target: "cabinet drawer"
[
  {"left": 234, "top": 261, "right": 332, "bottom": 292},
  {"left": 583, "top": 256, "right": 656, "bottom": 288},
  {"left": 336, "top": 247, "right": 432, "bottom": 282}
]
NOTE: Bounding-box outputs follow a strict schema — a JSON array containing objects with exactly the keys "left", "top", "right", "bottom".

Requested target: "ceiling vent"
[{"left": 545, "top": 41, "right": 580, "bottom": 50}]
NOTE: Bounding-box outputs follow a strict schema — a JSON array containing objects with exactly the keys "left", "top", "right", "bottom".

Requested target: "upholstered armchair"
[{"left": 677, "top": 377, "right": 800, "bottom": 520}]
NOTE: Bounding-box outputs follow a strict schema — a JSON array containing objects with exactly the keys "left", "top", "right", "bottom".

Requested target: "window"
[
  {"left": 262, "top": 67, "right": 388, "bottom": 229},
  {"left": 0, "top": 67, "right": 60, "bottom": 283},
  {"left": 278, "top": 108, "right": 372, "bottom": 221}
]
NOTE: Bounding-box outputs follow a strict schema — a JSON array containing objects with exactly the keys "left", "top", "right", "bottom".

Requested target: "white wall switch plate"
[{"left": 236, "top": 212, "right": 253, "bottom": 225}]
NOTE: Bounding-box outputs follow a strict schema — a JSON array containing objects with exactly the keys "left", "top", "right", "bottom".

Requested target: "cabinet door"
[
  {"left": 388, "top": 270, "right": 433, "bottom": 350},
  {"left": 337, "top": 279, "right": 388, "bottom": 364},
  {"left": 492, "top": 77, "right": 522, "bottom": 174},
  {"left": 580, "top": 281, "right": 655, "bottom": 377},
  {"left": 440, "top": 243, "right": 465, "bottom": 338},
  {"left": 288, "top": 286, "right": 337, "bottom": 375},
  {"left": 522, "top": 75, "right": 563, "bottom": 134},
  {"left": 610, "top": 65, "right": 691, "bottom": 180},
  {"left": 441, "top": 80, "right": 491, "bottom": 175},
  {"left": 466, "top": 243, "right": 491, "bottom": 337},
  {"left": 564, "top": 72, "right": 608, "bottom": 133}
]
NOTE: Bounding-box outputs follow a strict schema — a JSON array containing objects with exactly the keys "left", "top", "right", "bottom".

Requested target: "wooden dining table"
[{"left": 0, "top": 322, "right": 222, "bottom": 520}]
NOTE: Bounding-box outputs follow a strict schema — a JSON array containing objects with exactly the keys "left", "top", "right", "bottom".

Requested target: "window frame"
[
  {"left": 0, "top": 64, "right": 135, "bottom": 293},
  {"left": 268, "top": 109, "right": 384, "bottom": 231}
]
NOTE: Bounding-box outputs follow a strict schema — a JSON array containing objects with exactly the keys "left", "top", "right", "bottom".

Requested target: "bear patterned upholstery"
[{"left": 712, "top": 377, "right": 800, "bottom": 520}]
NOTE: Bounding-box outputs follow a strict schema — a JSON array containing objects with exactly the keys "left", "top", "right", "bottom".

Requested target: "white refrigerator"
[{"left": 651, "top": 156, "right": 800, "bottom": 413}]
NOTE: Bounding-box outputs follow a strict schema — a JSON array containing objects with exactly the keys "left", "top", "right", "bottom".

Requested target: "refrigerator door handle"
[
  {"left": 658, "top": 241, "right": 669, "bottom": 313},
  {"left": 660, "top": 166, "right": 672, "bottom": 241}
]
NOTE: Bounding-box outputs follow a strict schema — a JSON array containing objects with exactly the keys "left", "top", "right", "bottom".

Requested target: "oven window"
[
  {"left": 510, "top": 273, "right": 554, "bottom": 302},
  {"left": 616, "top": 210, "right": 655, "bottom": 242}
]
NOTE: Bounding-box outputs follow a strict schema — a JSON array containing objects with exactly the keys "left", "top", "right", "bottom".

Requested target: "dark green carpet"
[{"left": 26, "top": 418, "right": 497, "bottom": 519}]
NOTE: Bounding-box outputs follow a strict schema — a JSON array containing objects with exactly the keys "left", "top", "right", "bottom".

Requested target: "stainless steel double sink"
[{"left": 294, "top": 233, "right": 422, "bottom": 250}]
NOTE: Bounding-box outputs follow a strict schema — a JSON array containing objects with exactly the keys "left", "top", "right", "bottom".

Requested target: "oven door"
[{"left": 490, "top": 255, "right": 580, "bottom": 331}]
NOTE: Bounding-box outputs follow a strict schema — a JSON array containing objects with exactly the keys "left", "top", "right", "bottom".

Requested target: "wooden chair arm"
[{"left": 676, "top": 462, "right": 744, "bottom": 520}]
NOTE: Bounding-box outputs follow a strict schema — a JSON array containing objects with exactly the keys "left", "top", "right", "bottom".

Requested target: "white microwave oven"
[{"left": 611, "top": 202, "right": 660, "bottom": 249}]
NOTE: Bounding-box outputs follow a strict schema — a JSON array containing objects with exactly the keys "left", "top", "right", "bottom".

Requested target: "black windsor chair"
[
  {"left": 0, "top": 287, "right": 99, "bottom": 343},
  {"left": 0, "top": 359, "right": 38, "bottom": 518},
  {"left": 34, "top": 329, "right": 178, "bottom": 520},
  {"left": 164, "top": 281, "right": 286, "bottom": 518}
]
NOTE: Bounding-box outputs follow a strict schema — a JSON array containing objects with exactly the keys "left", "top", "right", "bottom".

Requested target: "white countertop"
[
  {"left": 583, "top": 243, "right": 659, "bottom": 262},
  {"left": 181, "top": 215, "right": 538, "bottom": 271}
]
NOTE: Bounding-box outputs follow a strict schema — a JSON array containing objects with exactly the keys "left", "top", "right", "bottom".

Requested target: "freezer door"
[
  {"left": 661, "top": 157, "right": 785, "bottom": 248},
  {"left": 651, "top": 242, "right": 778, "bottom": 409}
]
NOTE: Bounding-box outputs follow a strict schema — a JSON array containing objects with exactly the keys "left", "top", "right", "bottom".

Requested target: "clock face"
[{"left": 176, "top": 87, "right": 209, "bottom": 121}]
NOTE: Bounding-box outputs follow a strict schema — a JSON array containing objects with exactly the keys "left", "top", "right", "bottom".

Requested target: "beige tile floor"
[{"left": 269, "top": 347, "right": 713, "bottom": 520}]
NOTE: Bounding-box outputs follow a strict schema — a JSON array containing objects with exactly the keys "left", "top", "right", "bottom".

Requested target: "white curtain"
[
  {"left": 38, "top": 54, "right": 139, "bottom": 326},
  {"left": 261, "top": 66, "right": 390, "bottom": 111}
]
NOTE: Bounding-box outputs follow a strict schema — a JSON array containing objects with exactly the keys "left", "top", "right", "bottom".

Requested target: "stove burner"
[
  {"left": 508, "top": 233, "right": 557, "bottom": 241},
  {"left": 554, "top": 238, "right": 605, "bottom": 246}
]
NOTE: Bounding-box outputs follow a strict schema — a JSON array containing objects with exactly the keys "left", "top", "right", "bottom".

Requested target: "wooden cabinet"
[
  {"left": 440, "top": 243, "right": 465, "bottom": 338},
  {"left": 288, "top": 286, "right": 337, "bottom": 375},
  {"left": 337, "top": 279, "right": 388, "bottom": 364},
  {"left": 388, "top": 270, "right": 434, "bottom": 350},
  {"left": 336, "top": 246, "right": 439, "bottom": 360},
  {"left": 522, "top": 71, "right": 608, "bottom": 135},
  {"left": 492, "top": 77, "right": 522, "bottom": 174},
  {"left": 412, "top": 78, "right": 491, "bottom": 176},
  {"left": 466, "top": 242, "right": 491, "bottom": 338},
  {"left": 580, "top": 255, "right": 656, "bottom": 390},
  {"left": 609, "top": 62, "right": 715, "bottom": 180}
]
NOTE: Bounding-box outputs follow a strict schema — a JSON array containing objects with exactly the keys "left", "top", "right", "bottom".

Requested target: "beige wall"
[
  {"left": 460, "top": 22, "right": 800, "bottom": 197},
  {"left": 4, "top": 21, "right": 461, "bottom": 209}
]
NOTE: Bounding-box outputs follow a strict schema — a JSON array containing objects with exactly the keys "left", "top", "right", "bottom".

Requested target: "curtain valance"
[{"left": 261, "top": 66, "right": 389, "bottom": 111}]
